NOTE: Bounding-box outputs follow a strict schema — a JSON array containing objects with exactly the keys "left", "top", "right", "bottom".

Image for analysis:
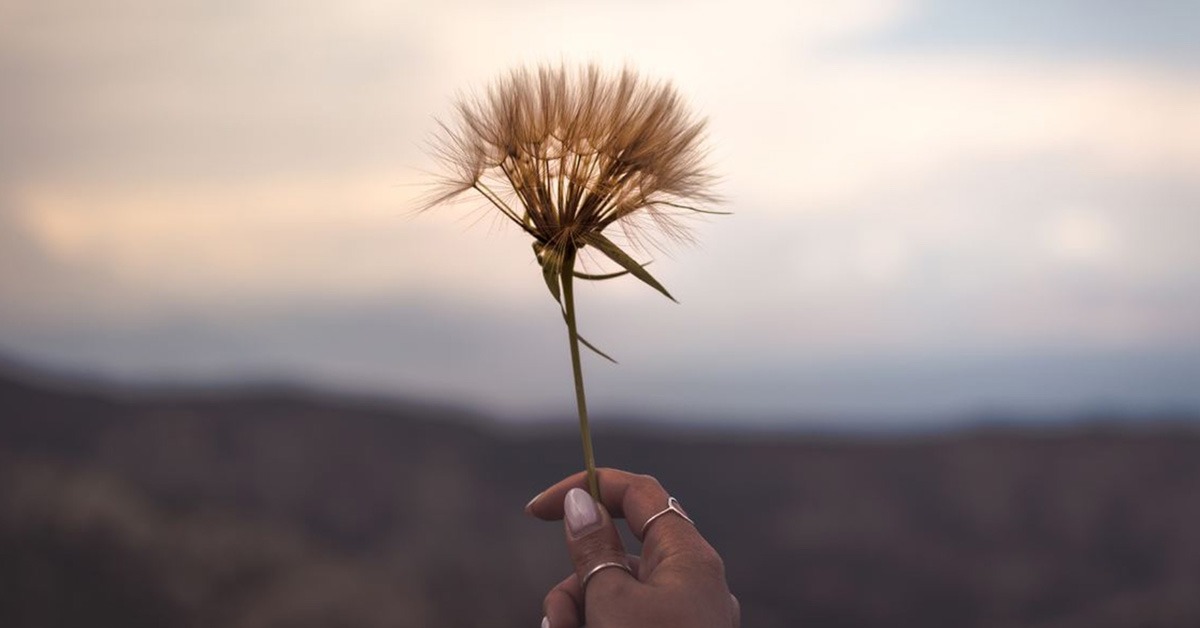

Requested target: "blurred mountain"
[{"left": 1, "top": 364, "right": 1199, "bottom": 628}]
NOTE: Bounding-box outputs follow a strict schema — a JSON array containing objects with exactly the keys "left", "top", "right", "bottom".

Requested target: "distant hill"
[{"left": 1, "top": 366, "right": 1199, "bottom": 628}]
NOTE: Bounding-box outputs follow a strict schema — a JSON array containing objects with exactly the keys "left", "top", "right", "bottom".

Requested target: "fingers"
[
  {"left": 731, "top": 594, "right": 741, "bottom": 628},
  {"left": 542, "top": 556, "right": 640, "bottom": 628},
  {"left": 561, "top": 487, "right": 636, "bottom": 597},
  {"left": 530, "top": 468, "right": 729, "bottom": 597},
  {"left": 528, "top": 468, "right": 716, "bottom": 582},
  {"left": 527, "top": 468, "right": 702, "bottom": 543},
  {"left": 532, "top": 472, "right": 735, "bottom": 627},
  {"left": 542, "top": 573, "right": 582, "bottom": 628}
]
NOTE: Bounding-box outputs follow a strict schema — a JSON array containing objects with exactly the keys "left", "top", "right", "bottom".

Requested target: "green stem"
[{"left": 561, "top": 245, "right": 600, "bottom": 500}]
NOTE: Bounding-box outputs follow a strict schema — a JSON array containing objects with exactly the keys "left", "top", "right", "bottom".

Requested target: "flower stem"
[{"left": 561, "top": 245, "right": 600, "bottom": 500}]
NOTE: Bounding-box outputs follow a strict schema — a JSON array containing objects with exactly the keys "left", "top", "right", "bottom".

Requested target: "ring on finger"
[
  {"left": 640, "top": 496, "right": 694, "bottom": 539},
  {"left": 582, "top": 561, "right": 632, "bottom": 590}
]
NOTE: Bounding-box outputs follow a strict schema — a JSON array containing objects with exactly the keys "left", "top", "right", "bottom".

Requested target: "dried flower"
[{"left": 423, "top": 63, "right": 721, "bottom": 498}]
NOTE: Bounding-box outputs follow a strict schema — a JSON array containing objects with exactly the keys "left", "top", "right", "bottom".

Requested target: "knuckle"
[
  {"left": 544, "top": 586, "right": 572, "bottom": 616},
  {"left": 574, "top": 535, "right": 623, "bottom": 567},
  {"left": 585, "top": 565, "right": 638, "bottom": 600},
  {"left": 635, "top": 473, "right": 664, "bottom": 494},
  {"left": 601, "top": 572, "right": 637, "bottom": 598},
  {"left": 695, "top": 545, "right": 727, "bottom": 580}
]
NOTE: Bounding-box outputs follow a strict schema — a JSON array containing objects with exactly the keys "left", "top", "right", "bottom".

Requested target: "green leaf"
[{"left": 579, "top": 232, "right": 677, "bottom": 302}]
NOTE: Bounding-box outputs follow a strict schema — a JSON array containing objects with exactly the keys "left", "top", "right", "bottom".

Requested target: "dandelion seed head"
[{"left": 422, "top": 63, "right": 718, "bottom": 254}]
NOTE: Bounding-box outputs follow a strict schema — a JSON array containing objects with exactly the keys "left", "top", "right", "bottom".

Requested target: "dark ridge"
[{"left": 2, "top": 363, "right": 1199, "bottom": 627}]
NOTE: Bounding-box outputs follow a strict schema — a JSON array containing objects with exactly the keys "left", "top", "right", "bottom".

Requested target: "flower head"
[{"left": 423, "top": 63, "right": 720, "bottom": 303}]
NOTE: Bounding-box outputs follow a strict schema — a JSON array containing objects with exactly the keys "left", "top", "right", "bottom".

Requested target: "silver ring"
[
  {"left": 640, "top": 496, "right": 695, "bottom": 539},
  {"left": 582, "top": 561, "right": 632, "bottom": 589}
]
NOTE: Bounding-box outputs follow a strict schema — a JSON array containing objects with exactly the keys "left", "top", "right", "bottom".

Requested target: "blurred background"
[{"left": 2, "top": 0, "right": 1198, "bottom": 626}]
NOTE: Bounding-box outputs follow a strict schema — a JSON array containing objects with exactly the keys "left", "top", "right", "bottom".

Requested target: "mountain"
[{"left": 1, "top": 366, "right": 1199, "bottom": 627}]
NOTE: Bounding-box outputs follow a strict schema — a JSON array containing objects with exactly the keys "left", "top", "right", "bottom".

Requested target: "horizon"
[{"left": 3, "top": 348, "right": 1198, "bottom": 434}]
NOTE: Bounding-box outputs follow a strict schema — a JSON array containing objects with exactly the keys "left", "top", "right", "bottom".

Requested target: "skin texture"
[{"left": 526, "top": 468, "right": 740, "bottom": 628}]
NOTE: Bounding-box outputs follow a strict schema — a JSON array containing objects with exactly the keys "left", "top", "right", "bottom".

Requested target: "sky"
[{"left": 1, "top": 0, "right": 1198, "bottom": 427}]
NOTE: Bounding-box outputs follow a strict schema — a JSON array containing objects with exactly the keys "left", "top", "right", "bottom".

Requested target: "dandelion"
[{"left": 422, "top": 63, "right": 721, "bottom": 499}]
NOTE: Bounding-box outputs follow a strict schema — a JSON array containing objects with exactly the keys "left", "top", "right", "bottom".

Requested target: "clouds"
[
  {"left": 1, "top": 0, "right": 1197, "bottom": 422},
  {"left": 864, "top": 0, "right": 1200, "bottom": 65},
  {"left": 0, "top": 0, "right": 434, "bottom": 185}
]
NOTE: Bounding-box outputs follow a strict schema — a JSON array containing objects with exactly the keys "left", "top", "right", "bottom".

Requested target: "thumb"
[{"left": 562, "top": 487, "right": 635, "bottom": 596}]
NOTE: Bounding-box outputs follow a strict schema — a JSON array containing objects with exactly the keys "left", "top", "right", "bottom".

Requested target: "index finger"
[{"left": 526, "top": 468, "right": 724, "bottom": 580}]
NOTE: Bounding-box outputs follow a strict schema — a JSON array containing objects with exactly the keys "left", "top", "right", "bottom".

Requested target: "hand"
[{"left": 526, "top": 468, "right": 740, "bottom": 628}]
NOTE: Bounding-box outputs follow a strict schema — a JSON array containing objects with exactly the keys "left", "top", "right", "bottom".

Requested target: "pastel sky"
[{"left": 2, "top": 0, "right": 1198, "bottom": 426}]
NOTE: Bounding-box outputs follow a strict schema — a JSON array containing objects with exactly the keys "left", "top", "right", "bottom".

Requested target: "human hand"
[{"left": 525, "top": 468, "right": 740, "bottom": 628}]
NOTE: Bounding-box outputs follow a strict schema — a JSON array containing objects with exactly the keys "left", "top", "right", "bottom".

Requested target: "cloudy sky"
[{"left": 2, "top": 0, "right": 1198, "bottom": 426}]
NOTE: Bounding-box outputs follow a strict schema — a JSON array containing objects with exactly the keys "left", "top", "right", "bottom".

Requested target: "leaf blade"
[
  {"left": 533, "top": 242, "right": 562, "bottom": 304},
  {"left": 574, "top": 269, "right": 630, "bottom": 281},
  {"left": 579, "top": 232, "right": 677, "bottom": 302},
  {"left": 576, "top": 333, "right": 617, "bottom": 363}
]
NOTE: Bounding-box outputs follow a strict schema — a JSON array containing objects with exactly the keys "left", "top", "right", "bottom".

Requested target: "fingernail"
[
  {"left": 541, "top": 617, "right": 550, "bottom": 628},
  {"left": 524, "top": 490, "right": 544, "bottom": 512},
  {"left": 564, "top": 487, "right": 601, "bottom": 536}
]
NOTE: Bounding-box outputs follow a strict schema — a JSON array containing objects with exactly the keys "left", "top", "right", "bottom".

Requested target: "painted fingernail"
[
  {"left": 564, "top": 488, "right": 601, "bottom": 536},
  {"left": 541, "top": 617, "right": 550, "bottom": 628}
]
